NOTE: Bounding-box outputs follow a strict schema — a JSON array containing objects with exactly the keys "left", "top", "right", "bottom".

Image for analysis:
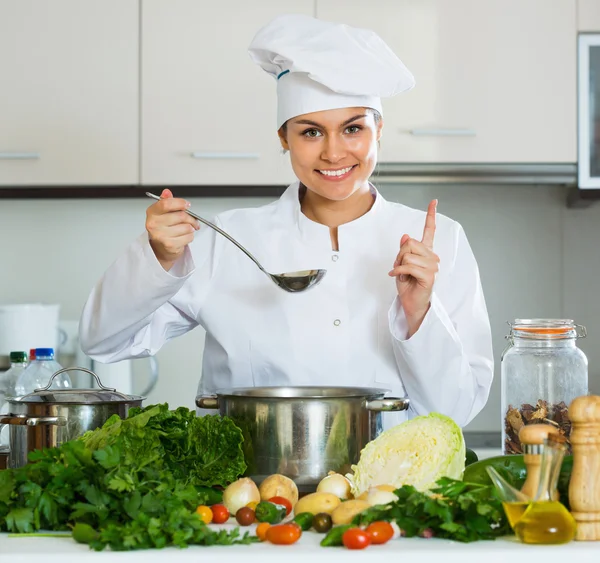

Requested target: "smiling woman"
[
  {"left": 79, "top": 14, "right": 494, "bottom": 432},
  {"left": 279, "top": 108, "right": 382, "bottom": 250},
  {"left": 281, "top": 109, "right": 381, "bottom": 194}
]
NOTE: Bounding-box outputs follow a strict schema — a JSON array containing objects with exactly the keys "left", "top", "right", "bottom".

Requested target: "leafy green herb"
[
  {"left": 349, "top": 477, "right": 511, "bottom": 543},
  {"left": 0, "top": 404, "right": 253, "bottom": 550}
]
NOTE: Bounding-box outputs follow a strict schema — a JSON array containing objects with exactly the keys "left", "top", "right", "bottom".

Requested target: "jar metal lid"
[{"left": 507, "top": 319, "right": 587, "bottom": 340}]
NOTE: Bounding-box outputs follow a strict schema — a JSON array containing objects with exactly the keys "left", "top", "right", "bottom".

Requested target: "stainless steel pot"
[
  {"left": 196, "top": 386, "right": 409, "bottom": 491},
  {"left": 0, "top": 367, "right": 144, "bottom": 469}
]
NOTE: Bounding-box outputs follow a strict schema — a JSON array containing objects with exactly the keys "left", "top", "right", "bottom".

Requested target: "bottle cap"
[
  {"left": 9, "top": 351, "right": 27, "bottom": 363},
  {"left": 35, "top": 348, "right": 55, "bottom": 358}
]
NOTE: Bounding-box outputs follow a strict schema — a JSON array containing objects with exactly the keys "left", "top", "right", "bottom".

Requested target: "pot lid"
[
  {"left": 10, "top": 367, "right": 143, "bottom": 404},
  {"left": 213, "top": 386, "right": 391, "bottom": 399},
  {"left": 13, "top": 388, "right": 141, "bottom": 404}
]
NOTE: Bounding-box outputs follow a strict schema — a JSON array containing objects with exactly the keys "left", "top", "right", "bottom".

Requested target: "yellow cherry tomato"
[
  {"left": 196, "top": 505, "right": 213, "bottom": 524},
  {"left": 256, "top": 522, "right": 271, "bottom": 541}
]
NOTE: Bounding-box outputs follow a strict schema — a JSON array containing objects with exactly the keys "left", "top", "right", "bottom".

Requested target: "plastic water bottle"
[
  {"left": 14, "top": 348, "right": 71, "bottom": 396},
  {"left": 0, "top": 351, "right": 28, "bottom": 448}
]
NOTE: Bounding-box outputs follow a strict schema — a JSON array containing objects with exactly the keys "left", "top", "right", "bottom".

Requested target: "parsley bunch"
[
  {"left": 0, "top": 404, "right": 254, "bottom": 550},
  {"left": 352, "top": 478, "right": 511, "bottom": 542}
]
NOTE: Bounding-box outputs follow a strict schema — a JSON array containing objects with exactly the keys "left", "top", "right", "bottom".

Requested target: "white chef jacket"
[{"left": 79, "top": 183, "right": 493, "bottom": 429}]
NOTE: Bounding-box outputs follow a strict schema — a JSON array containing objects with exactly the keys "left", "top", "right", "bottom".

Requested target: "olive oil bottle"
[
  {"left": 502, "top": 501, "right": 529, "bottom": 529},
  {"left": 514, "top": 434, "right": 576, "bottom": 544},
  {"left": 488, "top": 434, "right": 577, "bottom": 544},
  {"left": 513, "top": 500, "right": 576, "bottom": 544}
]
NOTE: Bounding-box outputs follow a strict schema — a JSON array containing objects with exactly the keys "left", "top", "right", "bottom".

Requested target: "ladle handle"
[{"left": 145, "top": 192, "right": 268, "bottom": 275}]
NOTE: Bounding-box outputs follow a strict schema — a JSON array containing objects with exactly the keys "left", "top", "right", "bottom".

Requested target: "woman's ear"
[
  {"left": 376, "top": 118, "right": 384, "bottom": 142},
  {"left": 278, "top": 128, "right": 290, "bottom": 151}
]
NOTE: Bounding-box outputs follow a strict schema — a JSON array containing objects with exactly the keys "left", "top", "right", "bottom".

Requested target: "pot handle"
[
  {"left": 365, "top": 397, "right": 410, "bottom": 412},
  {"left": 35, "top": 367, "right": 117, "bottom": 392},
  {"left": 196, "top": 395, "right": 219, "bottom": 409},
  {"left": 0, "top": 414, "right": 67, "bottom": 426}
]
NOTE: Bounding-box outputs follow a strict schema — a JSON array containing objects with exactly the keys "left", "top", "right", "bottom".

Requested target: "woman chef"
[{"left": 79, "top": 14, "right": 493, "bottom": 430}]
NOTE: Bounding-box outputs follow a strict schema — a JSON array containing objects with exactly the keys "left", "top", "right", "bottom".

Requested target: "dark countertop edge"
[
  {"left": 463, "top": 431, "right": 501, "bottom": 449},
  {"left": 0, "top": 185, "right": 288, "bottom": 199}
]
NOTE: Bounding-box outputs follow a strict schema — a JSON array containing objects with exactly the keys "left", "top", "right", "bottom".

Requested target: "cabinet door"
[
  {"left": 0, "top": 0, "right": 138, "bottom": 185},
  {"left": 318, "top": 0, "right": 576, "bottom": 163},
  {"left": 142, "top": 0, "right": 313, "bottom": 186},
  {"left": 578, "top": 0, "right": 600, "bottom": 31}
]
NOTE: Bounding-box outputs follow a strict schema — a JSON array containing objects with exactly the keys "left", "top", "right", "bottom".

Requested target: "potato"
[
  {"left": 259, "top": 474, "right": 299, "bottom": 506},
  {"left": 331, "top": 499, "right": 372, "bottom": 525},
  {"left": 293, "top": 492, "right": 341, "bottom": 515}
]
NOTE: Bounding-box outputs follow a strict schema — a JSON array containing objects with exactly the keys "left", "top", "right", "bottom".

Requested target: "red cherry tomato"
[
  {"left": 266, "top": 524, "right": 302, "bottom": 545},
  {"left": 268, "top": 496, "right": 293, "bottom": 516},
  {"left": 210, "top": 504, "right": 230, "bottom": 524},
  {"left": 342, "top": 528, "right": 371, "bottom": 550},
  {"left": 366, "top": 521, "right": 394, "bottom": 545}
]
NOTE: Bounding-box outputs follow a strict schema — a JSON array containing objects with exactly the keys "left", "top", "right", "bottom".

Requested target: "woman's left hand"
[{"left": 388, "top": 200, "right": 439, "bottom": 338}]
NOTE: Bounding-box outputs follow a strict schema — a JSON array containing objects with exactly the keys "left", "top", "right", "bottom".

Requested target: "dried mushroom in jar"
[{"left": 504, "top": 400, "right": 572, "bottom": 454}]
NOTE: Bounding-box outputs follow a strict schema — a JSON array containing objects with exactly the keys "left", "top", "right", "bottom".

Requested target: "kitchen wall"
[{"left": 1, "top": 182, "right": 599, "bottom": 432}]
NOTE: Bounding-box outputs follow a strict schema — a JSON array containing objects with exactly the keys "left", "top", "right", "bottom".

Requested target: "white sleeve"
[
  {"left": 387, "top": 224, "right": 494, "bottom": 427},
  {"left": 79, "top": 222, "right": 220, "bottom": 363}
]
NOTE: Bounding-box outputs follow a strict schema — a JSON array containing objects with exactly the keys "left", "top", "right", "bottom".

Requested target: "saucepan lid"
[{"left": 9, "top": 367, "right": 144, "bottom": 404}]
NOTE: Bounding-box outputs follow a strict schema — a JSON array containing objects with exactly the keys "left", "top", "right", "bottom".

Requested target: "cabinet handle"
[
  {"left": 409, "top": 129, "right": 476, "bottom": 137},
  {"left": 0, "top": 152, "right": 40, "bottom": 160},
  {"left": 190, "top": 152, "right": 260, "bottom": 160}
]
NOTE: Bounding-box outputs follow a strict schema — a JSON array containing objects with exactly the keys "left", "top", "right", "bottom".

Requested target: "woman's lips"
[{"left": 315, "top": 165, "right": 357, "bottom": 181}]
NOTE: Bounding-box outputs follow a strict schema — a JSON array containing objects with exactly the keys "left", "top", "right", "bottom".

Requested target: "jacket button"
[
  {"left": 332, "top": 254, "right": 339, "bottom": 262},
  {"left": 333, "top": 319, "right": 341, "bottom": 326}
]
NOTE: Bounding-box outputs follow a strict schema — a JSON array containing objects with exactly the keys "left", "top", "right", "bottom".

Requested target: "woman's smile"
[{"left": 315, "top": 164, "right": 358, "bottom": 181}]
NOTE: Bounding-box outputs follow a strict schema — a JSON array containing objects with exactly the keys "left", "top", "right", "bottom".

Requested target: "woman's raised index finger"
[
  {"left": 156, "top": 190, "right": 191, "bottom": 212},
  {"left": 421, "top": 199, "right": 438, "bottom": 248}
]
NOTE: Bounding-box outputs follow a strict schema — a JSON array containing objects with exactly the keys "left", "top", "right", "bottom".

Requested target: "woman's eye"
[
  {"left": 303, "top": 129, "right": 322, "bottom": 138},
  {"left": 345, "top": 125, "right": 362, "bottom": 134}
]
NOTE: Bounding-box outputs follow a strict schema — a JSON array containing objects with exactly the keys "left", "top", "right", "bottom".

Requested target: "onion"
[
  {"left": 366, "top": 486, "right": 399, "bottom": 506},
  {"left": 222, "top": 477, "right": 261, "bottom": 515},
  {"left": 316, "top": 472, "right": 353, "bottom": 500},
  {"left": 390, "top": 522, "right": 403, "bottom": 540}
]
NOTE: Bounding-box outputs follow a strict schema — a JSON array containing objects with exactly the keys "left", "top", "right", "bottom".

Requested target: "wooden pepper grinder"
[
  {"left": 519, "top": 424, "right": 560, "bottom": 500},
  {"left": 569, "top": 394, "right": 600, "bottom": 541}
]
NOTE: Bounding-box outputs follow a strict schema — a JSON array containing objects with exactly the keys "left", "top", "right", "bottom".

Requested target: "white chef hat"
[{"left": 248, "top": 14, "right": 415, "bottom": 129}]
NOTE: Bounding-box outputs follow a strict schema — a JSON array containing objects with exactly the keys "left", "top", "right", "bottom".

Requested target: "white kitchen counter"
[{"left": 2, "top": 524, "right": 600, "bottom": 563}]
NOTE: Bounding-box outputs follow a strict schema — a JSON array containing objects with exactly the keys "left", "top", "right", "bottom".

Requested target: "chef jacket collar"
[{"left": 280, "top": 182, "right": 383, "bottom": 248}]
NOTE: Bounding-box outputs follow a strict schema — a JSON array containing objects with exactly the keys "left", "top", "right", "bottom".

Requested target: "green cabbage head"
[{"left": 349, "top": 412, "right": 465, "bottom": 497}]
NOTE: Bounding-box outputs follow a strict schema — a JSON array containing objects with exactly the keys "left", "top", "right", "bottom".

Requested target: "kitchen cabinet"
[
  {"left": 141, "top": 0, "right": 312, "bottom": 186},
  {"left": 0, "top": 0, "right": 138, "bottom": 186},
  {"left": 578, "top": 0, "right": 600, "bottom": 31},
  {"left": 317, "top": 0, "right": 577, "bottom": 163}
]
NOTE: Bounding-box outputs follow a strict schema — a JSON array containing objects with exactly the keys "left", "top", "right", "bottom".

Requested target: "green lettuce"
[
  {"left": 82, "top": 404, "right": 246, "bottom": 487},
  {"left": 350, "top": 412, "right": 465, "bottom": 496}
]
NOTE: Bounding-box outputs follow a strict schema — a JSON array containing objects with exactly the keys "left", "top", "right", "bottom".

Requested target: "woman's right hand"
[{"left": 146, "top": 188, "right": 200, "bottom": 271}]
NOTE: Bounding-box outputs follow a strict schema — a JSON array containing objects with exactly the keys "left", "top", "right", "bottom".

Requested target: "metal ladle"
[{"left": 145, "top": 192, "right": 326, "bottom": 293}]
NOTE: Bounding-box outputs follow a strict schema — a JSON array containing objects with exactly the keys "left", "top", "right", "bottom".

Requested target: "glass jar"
[{"left": 501, "top": 319, "right": 588, "bottom": 455}]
